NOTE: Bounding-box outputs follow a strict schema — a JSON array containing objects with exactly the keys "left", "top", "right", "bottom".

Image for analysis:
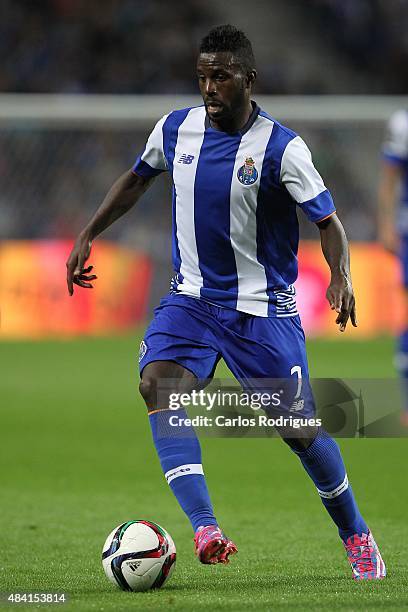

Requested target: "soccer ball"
[{"left": 102, "top": 520, "right": 176, "bottom": 592}]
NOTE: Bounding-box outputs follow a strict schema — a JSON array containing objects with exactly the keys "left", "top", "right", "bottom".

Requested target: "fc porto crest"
[{"left": 237, "top": 157, "right": 258, "bottom": 185}]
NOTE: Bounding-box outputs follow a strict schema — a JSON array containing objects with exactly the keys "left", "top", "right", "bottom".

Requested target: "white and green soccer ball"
[{"left": 102, "top": 520, "right": 176, "bottom": 592}]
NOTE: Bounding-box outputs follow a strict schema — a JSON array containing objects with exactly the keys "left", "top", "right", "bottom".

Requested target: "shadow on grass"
[{"left": 82, "top": 573, "right": 394, "bottom": 595}]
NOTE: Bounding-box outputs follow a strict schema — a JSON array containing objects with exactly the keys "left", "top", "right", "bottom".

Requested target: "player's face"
[{"left": 196, "top": 52, "right": 252, "bottom": 123}]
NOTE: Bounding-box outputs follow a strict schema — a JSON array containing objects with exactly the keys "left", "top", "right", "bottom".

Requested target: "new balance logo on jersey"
[{"left": 178, "top": 153, "right": 194, "bottom": 164}]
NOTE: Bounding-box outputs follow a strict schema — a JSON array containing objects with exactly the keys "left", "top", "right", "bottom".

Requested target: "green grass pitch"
[{"left": 1, "top": 334, "right": 408, "bottom": 611}]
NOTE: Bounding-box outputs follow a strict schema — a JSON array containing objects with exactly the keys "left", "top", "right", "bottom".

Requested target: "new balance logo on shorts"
[{"left": 178, "top": 153, "right": 195, "bottom": 164}]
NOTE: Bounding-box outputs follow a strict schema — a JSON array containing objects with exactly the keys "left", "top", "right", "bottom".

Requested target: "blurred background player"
[{"left": 379, "top": 110, "right": 408, "bottom": 426}]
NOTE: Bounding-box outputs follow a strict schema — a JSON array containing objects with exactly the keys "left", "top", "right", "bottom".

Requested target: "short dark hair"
[{"left": 199, "top": 25, "right": 255, "bottom": 72}]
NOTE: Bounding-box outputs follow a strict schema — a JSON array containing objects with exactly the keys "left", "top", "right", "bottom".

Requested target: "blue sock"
[
  {"left": 148, "top": 409, "right": 217, "bottom": 532},
  {"left": 396, "top": 328, "right": 408, "bottom": 412},
  {"left": 293, "top": 429, "right": 368, "bottom": 542}
]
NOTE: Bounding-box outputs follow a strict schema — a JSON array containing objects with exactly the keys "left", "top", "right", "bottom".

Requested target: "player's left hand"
[{"left": 326, "top": 276, "right": 357, "bottom": 332}]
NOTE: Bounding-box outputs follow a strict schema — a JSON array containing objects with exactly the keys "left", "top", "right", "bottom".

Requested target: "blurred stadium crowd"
[
  {"left": 2, "top": 0, "right": 408, "bottom": 95},
  {"left": 0, "top": 0, "right": 215, "bottom": 94},
  {"left": 1, "top": 0, "right": 406, "bottom": 258},
  {"left": 306, "top": 0, "right": 408, "bottom": 94}
]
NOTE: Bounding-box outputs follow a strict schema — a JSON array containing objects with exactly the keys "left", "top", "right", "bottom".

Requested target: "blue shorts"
[{"left": 139, "top": 293, "right": 309, "bottom": 383}]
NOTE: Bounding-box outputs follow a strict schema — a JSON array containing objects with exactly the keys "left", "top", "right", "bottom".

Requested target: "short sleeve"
[
  {"left": 280, "top": 136, "right": 336, "bottom": 223},
  {"left": 132, "top": 114, "right": 169, "bottom": 178},
  {"left": 382, "top": 110, "right": 408, "bottom": 165}
]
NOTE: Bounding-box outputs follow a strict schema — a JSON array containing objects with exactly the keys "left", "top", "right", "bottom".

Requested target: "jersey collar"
[{"left": 204, "top": 101, "right": 260, "bottom": 136}]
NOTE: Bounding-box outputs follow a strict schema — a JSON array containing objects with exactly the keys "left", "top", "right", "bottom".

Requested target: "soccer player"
[
  {"left": 66, "top": 25, "right": 386, "bottom": 580},
  {"left": 379, "top": 109, "right": 408, "bottom": 426}
]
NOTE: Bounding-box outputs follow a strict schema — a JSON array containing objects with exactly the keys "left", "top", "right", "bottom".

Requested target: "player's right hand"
[{"left": 66, "top": 234, "right": 97, "bottom": 295}]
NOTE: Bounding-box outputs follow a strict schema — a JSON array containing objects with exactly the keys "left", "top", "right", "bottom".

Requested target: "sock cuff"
[
  {"left": 294, "top": 428, "right": 338, "bottom": 463},
  {"left": 148, "top": 408, "right": 173, "bottom": 416},
  {"left": 149, "top": 408, "right": 193, "bottom": 438}
]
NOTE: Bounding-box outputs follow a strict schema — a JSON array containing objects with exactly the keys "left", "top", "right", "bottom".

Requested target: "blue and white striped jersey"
[
  {"left": 133, "top": 103, "right": 335, "bottom": 317},
  {"left": 382, "top": 109, "right": 408, "bottom": 236}
]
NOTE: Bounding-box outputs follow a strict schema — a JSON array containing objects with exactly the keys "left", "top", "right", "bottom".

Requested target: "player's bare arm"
[
  {"left": 317, "top": 213, "right": 357, "bottom": 332},
  {"left": 378, "top": 160, "right": 402, "bottom": 255},
  {"left": 66, "top": 169, "right": 153, "bottom": 295}
]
